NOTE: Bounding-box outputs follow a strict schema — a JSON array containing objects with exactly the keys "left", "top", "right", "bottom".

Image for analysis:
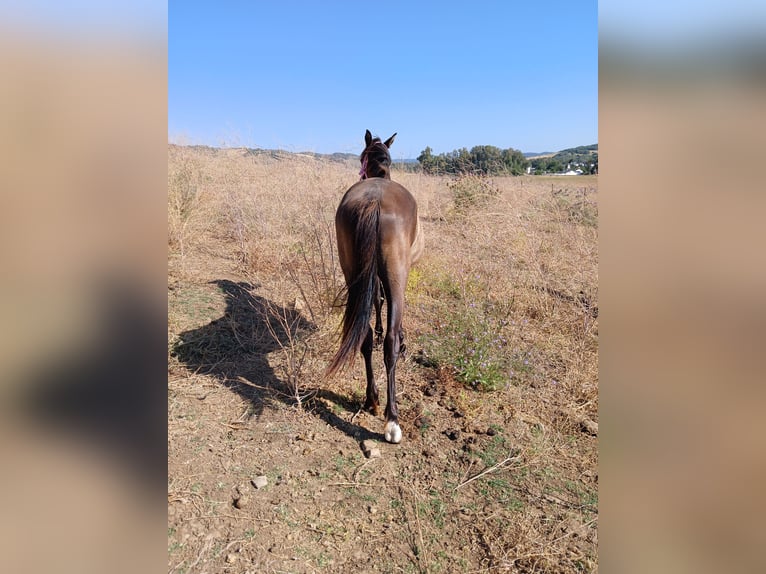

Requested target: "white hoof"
[{"left": 384, "top": 421, "right": 402, "bottom": 444}]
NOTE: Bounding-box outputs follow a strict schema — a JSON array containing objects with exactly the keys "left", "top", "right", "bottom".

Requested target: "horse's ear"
[
  {"left": 365, "top": 130, "right": 373, "bottom": 147},
  {"left": 384, "top": 133, "right": 397, "bottom": 148}
]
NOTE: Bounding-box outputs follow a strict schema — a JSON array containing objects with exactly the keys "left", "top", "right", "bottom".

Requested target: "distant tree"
[
  {"left": 501, "top": 148, "right": 527, "bottom": 175},
  {"left": 548, "top": 160, "right": 564, "bottom": 173},
  {"left": 417, "top": 146, "right": 435, "bottom": 174}
]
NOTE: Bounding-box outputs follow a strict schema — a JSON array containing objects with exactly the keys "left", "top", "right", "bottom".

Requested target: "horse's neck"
[{"left": 366, "top": 168, "right": 390, "bottom": 179}]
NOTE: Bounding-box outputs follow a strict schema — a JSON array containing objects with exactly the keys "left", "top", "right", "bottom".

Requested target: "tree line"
[
  {"left": 417, "top": 145, "right": 528, "bottom": 176},
  {"left": 415, "top": 143, "right": 597, "bottom": 176}
]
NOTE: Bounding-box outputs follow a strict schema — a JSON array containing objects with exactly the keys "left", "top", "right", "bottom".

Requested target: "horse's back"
[
  {"left": 339, "top": 178, "right": 416, "bottom": 214},
  {"left": 338, "top": 179, "right": 420, "bottom": 266}
]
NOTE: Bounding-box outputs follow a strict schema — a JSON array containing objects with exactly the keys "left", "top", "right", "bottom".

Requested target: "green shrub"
[{"left": 420, "top": 303, "right": 509, "bottom": 392}]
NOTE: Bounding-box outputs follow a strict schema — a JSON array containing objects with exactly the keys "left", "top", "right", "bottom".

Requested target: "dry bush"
[
  {"left": 167, "top": 146, "right": 204, "bottom": 255},
  {"left": 447, "top": 172, "right": 502, "bottom": 214}
]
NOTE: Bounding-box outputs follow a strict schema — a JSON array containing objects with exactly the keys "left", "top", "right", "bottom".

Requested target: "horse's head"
[{"left": 360, "top": 129, "right": 396, "bottom": 180}]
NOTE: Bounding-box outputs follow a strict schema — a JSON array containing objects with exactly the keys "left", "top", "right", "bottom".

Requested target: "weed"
[
  {"left": 418, "top": 411, "right": 433, "bottom": 435},
  {"left": 508, "top": 349, "right": 536, "bottom": 386},
  {"left": 420, "top": 304, "right": 510, "bottom": 392},
  {"left": 484, "top": 477, "right": 524, "bottom": 511},
  {"left": 406, "top": 266, "right": 424, "bottom": 294},
  {"left": 333, "top": 454, "right": 353, "bottom": 473},
  {"left": 476, "top": 433, "right": 510, "bottom": 467},
  {"left": 488, "top": 423, "right": 504, "bottom": 435},
  {"left": 428, "top": 491, "right": 447, "bottom": 529},
  {"left": 416, "top": 269, "right": 516, "bottom": 391},
  {"left": 565, "top": 480, "right": 598, "bottom": 512},
  {"left": 316, "top": 551, "right": 331, "bottom": 567}
]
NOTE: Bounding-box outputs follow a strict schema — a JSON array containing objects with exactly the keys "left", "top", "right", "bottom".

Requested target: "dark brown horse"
[{"left": 326, "top": 130, "right": 424, "bottom": 443}]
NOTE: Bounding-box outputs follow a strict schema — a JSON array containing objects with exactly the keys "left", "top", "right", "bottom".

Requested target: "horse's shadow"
[{"left": 171, "top": 279, "right": 377, "bottom": 442}]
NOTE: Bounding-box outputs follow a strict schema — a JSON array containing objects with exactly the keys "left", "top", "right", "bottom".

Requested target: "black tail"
[{"left": 326, "top": 200, "right": 379, "bottom": 376}]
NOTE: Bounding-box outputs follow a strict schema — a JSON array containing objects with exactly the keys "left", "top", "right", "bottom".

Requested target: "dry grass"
[{"left": 168, "top": 144, "right": 597, "bottom": 573}]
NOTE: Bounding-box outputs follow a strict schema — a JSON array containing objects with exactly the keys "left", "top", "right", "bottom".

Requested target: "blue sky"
[{"left": 169, "top": 1, "right": 597, "bottom": 158}]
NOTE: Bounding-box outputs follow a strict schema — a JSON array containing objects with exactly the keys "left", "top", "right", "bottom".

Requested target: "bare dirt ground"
[{"left": 168, "top": 145, "right": 598, "bottom": 573}]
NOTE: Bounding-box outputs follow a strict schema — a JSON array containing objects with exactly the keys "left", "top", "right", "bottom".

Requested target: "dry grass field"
[{"left": 167, "top": 144, "right": 598, "bottom": 573}]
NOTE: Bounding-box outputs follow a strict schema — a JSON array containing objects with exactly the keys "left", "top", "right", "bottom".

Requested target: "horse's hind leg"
[
  {"left": 382, "top": 282, "right": 405, "bottom": 444},
  {"left": 373, "top": 278, "right": 384, "bottom": 346},
  {"left": 361, "top": 326, "right": 379, "bottom": 416}
]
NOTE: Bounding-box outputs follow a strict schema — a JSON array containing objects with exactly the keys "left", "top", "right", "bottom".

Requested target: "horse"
[{"left": 326, "top": 130, "right": 424, "bottom": 444}]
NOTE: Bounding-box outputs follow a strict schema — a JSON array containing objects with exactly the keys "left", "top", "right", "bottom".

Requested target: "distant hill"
[
  {"left": 527, "top": 143, "right": 598, "bottom": 175},
  {"left": 168, "top": 143, "right": 597, "bottom": 172},
  {"left": 548, "top": 144, "right": 598, "bottom": 165},
  {"left": 524, "top": 151, "right": 554, "bottom": 158},
  {"left": 299, "top": 151, "right": 358, "bottom": 162},
  {"left": 525, "top": 144, "right": 596, "bottom": 160}
]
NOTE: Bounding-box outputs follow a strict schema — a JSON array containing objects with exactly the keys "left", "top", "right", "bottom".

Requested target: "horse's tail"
[{"left": 326, "top": 200, "right": 380, "bottom": 377}]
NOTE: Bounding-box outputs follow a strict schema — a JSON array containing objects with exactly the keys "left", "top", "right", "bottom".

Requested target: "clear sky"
[{"left": 169, "top": 1, "right": 597, "bottom": 159}]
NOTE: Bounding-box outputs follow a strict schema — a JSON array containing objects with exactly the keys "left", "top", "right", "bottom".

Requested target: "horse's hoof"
[
  {"left": 364, "top": 402, "right": 380, "bottom": 417},
  {"left": 384, "top": 421, "right": 402, "bottom": 444}
]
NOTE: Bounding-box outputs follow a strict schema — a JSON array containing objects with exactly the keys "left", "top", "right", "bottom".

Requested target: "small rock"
[
  {"left": 486, "top": 426, "right": 498, "bottom": 436},
  {"left": 251, "top": 475, "right": 268, "bottom": 489},
  {"left": 233, "top": 494, "right": 250, "bottom": 509},
  {"left": 225, "top": 553, "right": 237, "bottom": 564},
  {"left": 361, "top": 440, "right": 382, "bottom": 458},
  {"left": 361, "top": 439, "right": 377, "bottom": 453},
  {"left": 580, "top": 418, "right": 598, "bottom": 436},
  {"left": 366, "top": 447, "right": 382, "bottom": 459},
  {"left": 368, "top": 505, "right": 377, "bottom": 514}
]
